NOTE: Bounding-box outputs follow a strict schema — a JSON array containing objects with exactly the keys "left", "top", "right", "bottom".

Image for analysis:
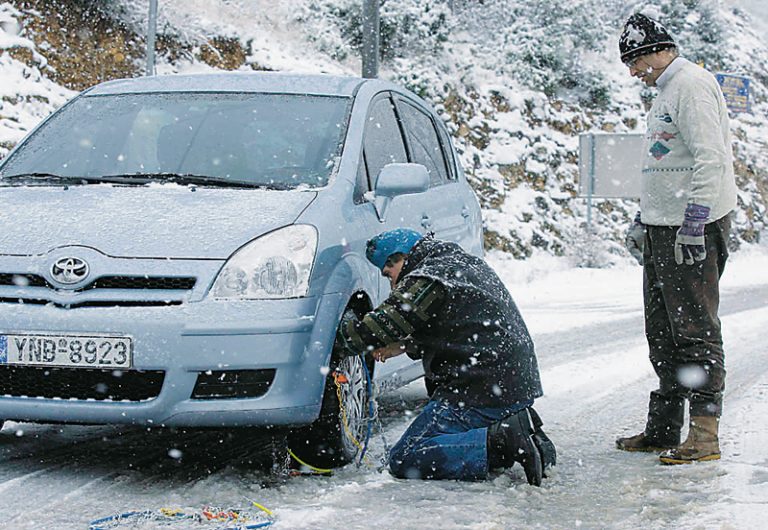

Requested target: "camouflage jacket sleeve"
[{"left": 337, "top": 276, "right": 445, "bottom": 358}]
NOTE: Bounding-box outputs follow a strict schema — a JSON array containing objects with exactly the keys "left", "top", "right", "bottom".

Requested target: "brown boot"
[
  {"left": 659, "top": 416, "right": 720, "bottom": 465},
  {"left": 616, "top": 432, "right": 675, "bottom": 452},
  {"left": 617, "top": 392, "right": 684, "bottom": 453}
]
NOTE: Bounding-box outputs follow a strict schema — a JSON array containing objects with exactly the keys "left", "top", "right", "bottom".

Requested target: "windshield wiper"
[
  {"left": 0, "top": 173, "right": 101, "bottom": 186},
  {"left": 101, "top": 173, "right": 292, "bottom": 190},
  {"left": 1, "top": 172, "right": 294, "bottom": 190}
]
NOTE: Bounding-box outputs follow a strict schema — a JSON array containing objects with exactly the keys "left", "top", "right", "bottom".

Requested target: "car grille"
[
  {"left": 88, "top": 276, "right": 197, "bottom": 290},
  {"left": 192, "top": 369, "right": 276, "bottom": 400},
  {"left": 0, "top": 273, "right": 196, "bottom": 291},
  {"left": 0, "top": 298, "right": 183, "bottom": 308},
  {"left": 0, "top": 273, "right": 197, "bottom": 307},
  {"left": 0, "top": 274, "right": 48, "bottom": 288},
  {"left": 0, "top": 366, "right": 165, "bottom": 401}
]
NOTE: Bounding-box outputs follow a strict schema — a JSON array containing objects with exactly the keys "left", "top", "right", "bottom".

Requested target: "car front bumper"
[{"left": 0, "top": 293, "right": 343, "bottom": 428}]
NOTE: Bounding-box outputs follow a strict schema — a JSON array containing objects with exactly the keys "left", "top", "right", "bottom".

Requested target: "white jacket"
[{"left": 640, "top": 58, "right": 737, "bottom": 226}]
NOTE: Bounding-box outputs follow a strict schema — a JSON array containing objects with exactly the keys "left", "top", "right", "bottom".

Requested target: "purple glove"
[{"left": 675, "top": 203, "right": 710, "bottom": 265}]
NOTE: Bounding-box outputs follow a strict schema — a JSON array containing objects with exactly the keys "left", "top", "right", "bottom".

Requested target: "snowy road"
[{"left": 0, "top": 255, "right": 767, "bottom": 530}]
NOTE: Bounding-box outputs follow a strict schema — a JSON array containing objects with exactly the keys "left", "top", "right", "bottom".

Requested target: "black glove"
[{"left": 625, "top": 211, "right": 645, "bottom": 265}]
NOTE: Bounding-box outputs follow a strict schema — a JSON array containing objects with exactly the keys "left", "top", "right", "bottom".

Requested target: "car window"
[
  {"left": 397, "top": 100, "right": 449, "bottom": 186},
  {"left": 0, "top": 93, "right": 352, "bottom": 189},
  {"left": 354, "top": 157, "right": 369, "bottom": 204},
  {"left": 363, "top": 96, "right": 407, "bottom": 188}
]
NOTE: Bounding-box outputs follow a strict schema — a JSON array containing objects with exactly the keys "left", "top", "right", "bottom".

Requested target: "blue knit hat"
[{"left": 366, "top": 228, "right": 423, "bottom": 270}]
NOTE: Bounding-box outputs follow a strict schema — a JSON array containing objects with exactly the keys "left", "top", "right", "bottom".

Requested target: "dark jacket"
[
  {"left": 402, "top": 237, "right": 542, "bottom": 407},
  {"left": 341, "top": 236, "right": 543, "bottom": 408}
]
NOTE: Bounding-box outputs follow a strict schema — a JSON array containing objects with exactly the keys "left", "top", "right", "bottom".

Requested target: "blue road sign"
[{"left": 716, "top": 73, "right": 750, "bottom": 113}]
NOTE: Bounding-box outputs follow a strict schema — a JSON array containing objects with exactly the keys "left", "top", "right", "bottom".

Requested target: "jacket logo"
[
  {"left": 51, "top": 257, "right": 90, "bottom": 285},
  {"left": 651, "top": 131, "right": 676, "bottom": 141},
  {"left": 649, "top": 141, "right": 671, "bottom": 160}
]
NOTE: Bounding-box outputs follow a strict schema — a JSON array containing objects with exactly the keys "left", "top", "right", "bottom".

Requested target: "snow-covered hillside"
[{"left": 1, "top": 0, "right": 767, "bottom": 262}]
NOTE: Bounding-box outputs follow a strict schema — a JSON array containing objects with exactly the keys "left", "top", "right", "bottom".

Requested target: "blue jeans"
[{"left": 389, "top": 399, "right": 533, "bottom": 481}]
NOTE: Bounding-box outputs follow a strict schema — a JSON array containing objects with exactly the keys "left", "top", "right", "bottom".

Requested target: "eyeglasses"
[{"left": 624, "top": 55, "right": 646, "bottom": 69}]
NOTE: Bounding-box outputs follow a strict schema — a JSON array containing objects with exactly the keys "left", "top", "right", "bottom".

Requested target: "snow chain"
[{"left": 287, "top": 353, "right": 390, "bottom": 474}]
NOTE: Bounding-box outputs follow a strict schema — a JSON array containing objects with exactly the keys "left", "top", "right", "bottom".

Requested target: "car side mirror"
[{"left": 371, "top": 163, "right": 429, "bottom": 221}]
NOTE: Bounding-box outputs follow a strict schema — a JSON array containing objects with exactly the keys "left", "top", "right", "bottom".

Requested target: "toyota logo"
[{"left": 51, "top": 257, "right": 90, "bottom": 285}]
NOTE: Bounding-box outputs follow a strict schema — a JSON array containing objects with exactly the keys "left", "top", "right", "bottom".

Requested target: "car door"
[
  {"left": 393, "top": 95, "right": 473, "bottom": 249},
  {"left": 357, "top": 92, "right": 428, "bottom": 383},
  {"left": 359, "top": 92, "right": 431, "bottom": 248}
]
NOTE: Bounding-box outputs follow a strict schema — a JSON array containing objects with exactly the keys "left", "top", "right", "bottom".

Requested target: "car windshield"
[{"left": 0, "top": 92, "right": 351, "bottom": 189}]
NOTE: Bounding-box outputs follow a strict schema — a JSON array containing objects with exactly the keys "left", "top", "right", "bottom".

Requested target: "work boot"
[
  {"left": 615, "top": 432, "right": 675, "bottom": 453},
  {"left": 617, "top": 391, "right": 684, "bottom": 452},
  {"left": 659, "top": 416, "right": 720, "bottom": 465},
  {"left": 487, "top": 410, "right": 543, "bottom": 486},
  {"left": 529, "top": 407, "right": 557, "bottom": 474}
]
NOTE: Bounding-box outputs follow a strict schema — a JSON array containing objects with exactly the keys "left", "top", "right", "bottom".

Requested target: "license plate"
[{"left": 0, "top": 333, "right": 132, "bottom": 369}]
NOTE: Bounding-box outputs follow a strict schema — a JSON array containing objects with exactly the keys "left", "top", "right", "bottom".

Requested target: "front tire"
[{"left": 288, "top": 352, "right": 371, "bottom": 469}]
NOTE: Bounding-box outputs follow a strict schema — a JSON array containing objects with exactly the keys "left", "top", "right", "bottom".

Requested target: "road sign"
[
  {"left": 578, "top": 133, "right": 644, "bottom": 231},
  {"left": 578, "top": 133, "right": 644, "bottom": 199},
  {"left": 716, "top": 73, "right": 750, "bottom": 113}
]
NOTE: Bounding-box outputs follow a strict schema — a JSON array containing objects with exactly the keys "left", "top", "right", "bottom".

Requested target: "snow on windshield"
[{"left": 0, "top": 92, "right": 351, "bottom": 189}]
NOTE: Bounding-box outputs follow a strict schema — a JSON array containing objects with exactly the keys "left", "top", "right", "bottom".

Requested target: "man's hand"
[
  {"left": 372, "top": 342, "right": 406, "bottom": 363},
  {"left": 625, "top": 211, "right": 645, "bottom": 265},
  {"left": 675, "top": 203, "right": 710, "bottom": 265}
]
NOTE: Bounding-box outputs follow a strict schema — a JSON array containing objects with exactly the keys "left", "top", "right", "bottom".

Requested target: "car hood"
[{"left": 0, "top": 185, "right": 317, "bottom": 259}]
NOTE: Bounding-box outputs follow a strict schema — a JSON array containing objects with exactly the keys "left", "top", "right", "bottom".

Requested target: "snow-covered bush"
[
  {"left": 295, "top": 0, "right": 451, "bottom": 62},
  {"left": 566, "top": 227, "right": 628, "bottom": 269},
  {"left": 455, "top": 0, "right": 610, "bottom": 108}
]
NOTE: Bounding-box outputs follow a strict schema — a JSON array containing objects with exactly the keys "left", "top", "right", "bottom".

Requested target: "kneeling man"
[{"left": 337, "top": 229, "right": 555, "bottom": 485}]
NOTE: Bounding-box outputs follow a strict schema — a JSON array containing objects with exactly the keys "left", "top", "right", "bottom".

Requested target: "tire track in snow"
[
  {"left": 532, "top": 283, "right": 768, "bottom": 372},
  {"left": 530, "top": 284, "right": 768, "bottom": 409},
  {"left": 516, "top": 302, "right": 768, "bottom": 529}
]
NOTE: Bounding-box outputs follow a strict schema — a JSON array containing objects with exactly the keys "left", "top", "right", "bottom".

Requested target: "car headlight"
[{"left": 211, "top": 225, "right": 317, "bottom": 299}]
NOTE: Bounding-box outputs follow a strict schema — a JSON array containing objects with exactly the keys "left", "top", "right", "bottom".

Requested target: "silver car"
[{"left": 0, "top": 72, "right": 483, "bottom": 465}]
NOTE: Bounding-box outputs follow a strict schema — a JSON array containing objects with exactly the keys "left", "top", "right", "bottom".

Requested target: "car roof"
[{"left": 86, "top": 72, "right": 368, "bottom": 97}]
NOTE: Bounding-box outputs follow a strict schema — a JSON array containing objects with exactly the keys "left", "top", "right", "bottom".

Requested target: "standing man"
[
  {"left": 337, "top": 229, "right": 556, "bottom": 485},
  {"left": 616, "top": 13, "right": 737, "bottom": 464}
]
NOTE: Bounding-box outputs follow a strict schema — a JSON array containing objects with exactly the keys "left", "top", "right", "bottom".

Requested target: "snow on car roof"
[{"left": 86, "top": 71, "right": 366, "bottom": 97}]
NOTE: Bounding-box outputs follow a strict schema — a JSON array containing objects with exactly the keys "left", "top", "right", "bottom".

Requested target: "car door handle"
[
  {"left": 421, "top": 215, "right": 432, "bottom": 228},
  {"left": 461, "top": 207, "right": 470, "bottom": 218}
]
